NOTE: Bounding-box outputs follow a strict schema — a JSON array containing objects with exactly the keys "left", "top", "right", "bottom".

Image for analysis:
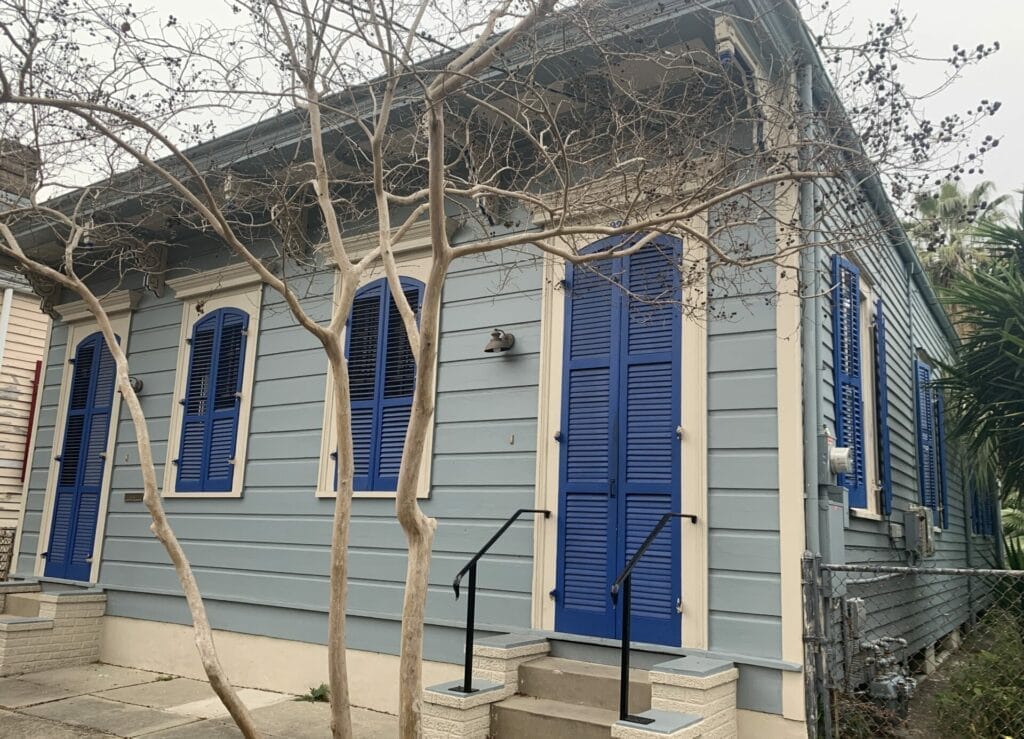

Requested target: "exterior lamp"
[{"left": 483, "top": 328, "right": 515, "bottom": 354}]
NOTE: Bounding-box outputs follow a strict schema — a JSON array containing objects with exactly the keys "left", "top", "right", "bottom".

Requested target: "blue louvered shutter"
[
  {"left": 914, "top": 360, "right": 938, "bottom": 513},
  {"left": 935, "top": 393, "right": 949, "bottom": 528},
  {"left": 556, "top": 257, "right": 617, "bottom": 634},
  {"left": 176, "top": 308, "right": 248, "bottom": 492},
  {"left": 831, "top": 255, "right": 867, "bottom": 508},
  {"left": 873, "top": 298, "right": 894, "bottom": 515},
  {"left": 622, "top": 239, "right": 681, "bottom": 646},
  {"left": 341, "top": 278, "right": 422, "bottom": 492},
  {"left": 46, "top": 332, "right": 117, "bottom": 581}
]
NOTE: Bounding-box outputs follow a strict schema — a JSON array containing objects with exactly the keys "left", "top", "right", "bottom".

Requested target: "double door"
[{"left": 555, "top": 236, "right": 682, "bottom": 647}]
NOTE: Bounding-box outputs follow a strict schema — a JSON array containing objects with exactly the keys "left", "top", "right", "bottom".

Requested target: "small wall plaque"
[{"left": 124, "top": 492, "right": 144, "bottom": 503}]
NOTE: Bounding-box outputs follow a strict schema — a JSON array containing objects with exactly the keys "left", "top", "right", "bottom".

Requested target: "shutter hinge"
[
  {"left": 41, "top": 551, "right": 48, "bottom": 559},
  {"left": 179, "top": 399, "right": 186, "bottom": 406},
  {"left": 676, "top": 597, "right": 684, "bottom": 614},
  {"left": 234, "top": 392, "right": 242, "bottom": 399},
  {"left": 54, "top": 455, "right": 62, "bottom": 462},
  {"left": 676, "top": 426, "right": 684, "bottom": 440},
  {"left": 185, "top": 337, "right": 192, "bottom": 344},
  {"left": 68, "top": 358, "right": 75, "bottom": 365},
  {"left": 549, "top": 588, "right": 558, "bottom": 601},
  {"left": 98, "top": 452, "right": 107, "bottom": 459},
  {"left": 241, "top": 330, "right": 249, "bottom": 336},
  {"left": 554, "top": 431, "right": 562, "bottom": 442},
  {"left": 172, "top": 458, "right": 179, "bottom": 465},
  {"left": 227, "top": 458, "right": 236, "bottom": 465}
]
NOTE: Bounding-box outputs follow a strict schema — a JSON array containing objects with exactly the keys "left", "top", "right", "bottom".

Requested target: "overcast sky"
[
  {"left": 123, "top": 0, "right": 1024, "bottom": 207},
  {"left": 827, "top": 0, "right": 1024, "bottom": 207}
]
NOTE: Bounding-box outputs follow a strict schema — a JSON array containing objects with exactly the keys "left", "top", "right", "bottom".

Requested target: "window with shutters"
[
  {"left": 163, "top": 275, "right": 261, "bottom": 498},
  {"left": 832, "top": 255, "right": 892, "bottom": 518},
  {"left": 914, "top": 359, "right": 949, "bottom": 528},
  {"left": 317, "top": 265, "right": 434, "bottom": 498}
]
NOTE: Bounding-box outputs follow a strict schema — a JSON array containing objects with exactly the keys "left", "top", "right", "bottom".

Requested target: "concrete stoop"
[
  {"left": 0, "top": 579, "right": 106, "bottom": 676},
  {"left": 422, "top": 636, "right": 739, "bottom": 739}
]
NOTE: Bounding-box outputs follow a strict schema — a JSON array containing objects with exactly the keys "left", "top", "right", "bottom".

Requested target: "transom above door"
[{"left": 554, "top": 234, "right": 683, "bottom": 647}]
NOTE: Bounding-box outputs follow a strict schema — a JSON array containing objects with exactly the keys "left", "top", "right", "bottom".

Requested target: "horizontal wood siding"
[
  {"left": 817, "top": 176, "right": 999, "bottom": 666},
  {"left": 706, "top": 205, "right": 783, "bottom": 666},
  {"left": 15, "top": 252, "right": 544, "bottom": 655},
  {"left": 0, "top": 292, "right": 48, "bottom": 526}
]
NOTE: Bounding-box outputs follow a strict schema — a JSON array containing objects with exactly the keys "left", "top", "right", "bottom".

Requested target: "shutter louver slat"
[
  {"left": 874, "top": 298, "right": 894, "bottom": 515},
  {"left": 560, "top": 256, "right": 615, "bottom": 622},
  {"left": 176, "top": 308, "right": 248, "bottom": 492},
  {"left": 341, "top": 278, "right": 423, "bottom": 492},
  {"left": 377, "top": 404, "right": 412, "bottom": 483},
  {"left": 562, "top": 494, "right": 609, "bottom": 611},
  {"left": 626, "top": 494, "right": 673, "bottom": 619},
  {"left": 915, "top": 360, "right": 938, "bottom": 512},
  {"left": 832, "top": 255, "right": 867, "bottom": 508},
  {"left": 348, "top": 290, "right": 382, "bottom": 402},
  {"left": 383, "top": 287, "right": 419, "bottom": 398},
  {"left": 47, "top": 332, "right": 117, "bottom": 580}
]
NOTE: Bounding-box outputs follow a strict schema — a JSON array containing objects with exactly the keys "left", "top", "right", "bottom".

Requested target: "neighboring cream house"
[{"left": 0, "top": 272, "right": 49, "bottom": 530}]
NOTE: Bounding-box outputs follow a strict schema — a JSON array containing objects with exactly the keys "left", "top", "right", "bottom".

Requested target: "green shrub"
[
  {"left": 935, "top": 609, "right": 1024, "bottom": 738},
  {"left": 296, "top": 683, "right": 331, "bottom": 703},
  {"left": 833, "top": 693, "right": 904, "bottom": 738}
]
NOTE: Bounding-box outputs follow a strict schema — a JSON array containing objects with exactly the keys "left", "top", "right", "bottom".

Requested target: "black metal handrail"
[
  {"left": 610, "top": 511, "right": 698, "bottom": 724},
  {"left": 452, "top": 508, "right": 550, "bottom": 693}
]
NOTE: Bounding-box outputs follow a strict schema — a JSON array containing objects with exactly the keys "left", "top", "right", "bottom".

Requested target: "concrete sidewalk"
[{"left": 0, "top": 663, "right": 398, "bottom": 737}]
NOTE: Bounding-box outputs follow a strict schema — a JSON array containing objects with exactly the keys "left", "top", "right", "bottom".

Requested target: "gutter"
[{"left": 797, "top": 61, "right": 822, "bottom": 558}]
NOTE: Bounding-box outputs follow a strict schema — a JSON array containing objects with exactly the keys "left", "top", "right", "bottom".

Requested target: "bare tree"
[{"left": 0, "top": 0, "right": 1000, "bottom": 737}]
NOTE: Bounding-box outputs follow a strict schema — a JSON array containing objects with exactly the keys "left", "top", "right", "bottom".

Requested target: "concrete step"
[
  {"left": 3, "top": 593, "right": 41, "bottom": 618},
  {"left": 491, "top": 695, "right": 620, "bottom": 739},
  {"left": 518, "top": 656, "right": 650, "bottom": 713}
]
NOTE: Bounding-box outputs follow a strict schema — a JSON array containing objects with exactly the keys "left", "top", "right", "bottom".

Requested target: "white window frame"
[
  {"left": 316, "top": 253, "right": 435, "bottom": 499},
  {"left": 163, "top": 265, "right": 262, "bottom": 498}
]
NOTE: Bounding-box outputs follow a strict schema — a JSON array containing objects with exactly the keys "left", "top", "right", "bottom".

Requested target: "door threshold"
[{"left": 521, "top": 629, "right": 803, "bottom": 673}]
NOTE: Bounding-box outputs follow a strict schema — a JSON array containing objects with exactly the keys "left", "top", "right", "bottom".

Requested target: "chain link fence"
[{"left": 804, "top": 558, "right": 1024, "bottom": 738}]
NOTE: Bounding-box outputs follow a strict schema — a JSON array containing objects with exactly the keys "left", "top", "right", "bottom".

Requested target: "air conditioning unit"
[{"left": 903, "top": 506, "right": 935, "bottom": 558}]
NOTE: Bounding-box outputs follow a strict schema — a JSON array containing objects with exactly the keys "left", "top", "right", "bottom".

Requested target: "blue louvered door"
[
  {"left": 46, "top": 332, "right": 117, "bottom": 581},
  {"left": 556, "top": 236, "right": 682, "bottom": 646}
]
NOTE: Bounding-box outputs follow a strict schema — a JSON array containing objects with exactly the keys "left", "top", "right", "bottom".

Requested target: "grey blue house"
[{"left": 4, "top": 1, "right": 1001, "bottom": 736}]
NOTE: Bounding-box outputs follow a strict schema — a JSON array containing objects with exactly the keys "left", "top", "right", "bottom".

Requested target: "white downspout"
[{"left": 0, "top": 287, "right": 14, "bottom": 376}]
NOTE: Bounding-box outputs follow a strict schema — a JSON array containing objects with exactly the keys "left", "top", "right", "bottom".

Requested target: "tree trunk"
[
  {"left": 102, "top": 319, "right": 261, "bottom": 738},
  {"left": 325, "top": 277, "right": 358, "bottom": 739},
  {"left": 395, "top": 246, "right": 448, "bottom": 738}
]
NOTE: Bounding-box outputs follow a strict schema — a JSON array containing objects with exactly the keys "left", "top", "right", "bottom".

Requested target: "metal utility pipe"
[{"left": 798, "top": 62, "right": 822, "bottom": 559}]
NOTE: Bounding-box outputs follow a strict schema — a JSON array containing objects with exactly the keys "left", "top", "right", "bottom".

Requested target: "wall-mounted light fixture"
[
  {"left": 128, "top": 376, "right": 144, "bottom": 393},
  {"left": 483, "top": 328, "right": 515, "bottom": 354}
]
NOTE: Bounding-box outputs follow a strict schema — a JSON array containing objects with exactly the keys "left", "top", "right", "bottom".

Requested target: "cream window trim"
[
  {"left": 166, "top": 263, "right": 264, "bottom": 300},
  {"left": 162, "top": 283, "right": 262, "bottom": 498},
  {"left": 34, "top": 312, "right": 132, "bottom": 583},
  {"left": 55, "top": 290, "right": 141, "bottom": 323},
  {"left": 315, "top": 255, "right": 436, "bottom": 499},
  {"left": 853, "top": 281, "right": 881, "bottom": 516},
  {"left": 320, "top": 218, "right": 460, "bottom": 265}
]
